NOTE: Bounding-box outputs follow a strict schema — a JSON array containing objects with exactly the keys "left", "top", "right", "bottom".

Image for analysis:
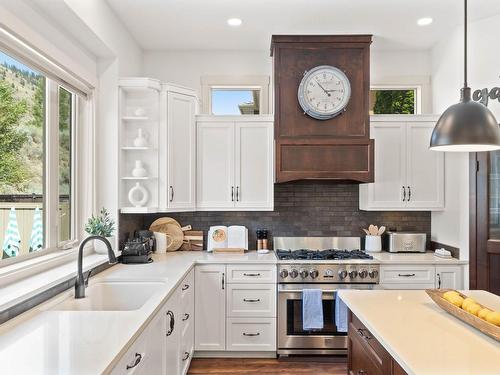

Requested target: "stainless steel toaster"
[{"left": 384, "top": 232, "right": 427, "bottom": 253}]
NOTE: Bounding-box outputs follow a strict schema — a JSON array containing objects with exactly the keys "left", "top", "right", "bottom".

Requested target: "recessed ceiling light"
[
  {"left": 227, "top": 18, "right": 242, "bottom": 27},
  {"left": 417, "top": 17, "right": 433, "bottom": 26}
]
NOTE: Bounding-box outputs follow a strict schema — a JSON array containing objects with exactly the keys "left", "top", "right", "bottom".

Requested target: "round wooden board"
[
  {"left": 149, "top": 217, "right": 181, "bottom": 233},
  {"left": 164, "top": 223, "right": 184, "bottom": 251}
]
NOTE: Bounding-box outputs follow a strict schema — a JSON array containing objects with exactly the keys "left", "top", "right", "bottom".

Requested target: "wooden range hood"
[{"left": 271, "top": 35, "right": 374, "bottom": 183}]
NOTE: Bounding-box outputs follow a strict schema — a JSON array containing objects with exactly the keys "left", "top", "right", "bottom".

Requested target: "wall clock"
[{"left": 297, "top": 65, "right": 351, "bottom": 120}]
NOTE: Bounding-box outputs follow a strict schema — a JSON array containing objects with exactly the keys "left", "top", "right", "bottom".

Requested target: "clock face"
[{"left": 297, "top": 65, "right": 351, "bottom": 120}]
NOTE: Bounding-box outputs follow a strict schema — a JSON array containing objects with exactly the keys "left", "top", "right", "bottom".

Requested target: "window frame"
[
  {"left": 210, "top": 85, "right": 263, "bottom": 115},
  {"left": 201, "top": 75, "right": 270, "bottom": 115},
  {"left": 0, "top": 35, "right": 94, "bottom": 268},
  {"left": 370, "top": 84, "right": 422, "bottom": 115}
]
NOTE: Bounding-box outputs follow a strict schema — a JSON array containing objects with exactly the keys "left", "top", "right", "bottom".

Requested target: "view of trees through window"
[{"left": 369, "top": 89, "right": 416, "bottom": 115}]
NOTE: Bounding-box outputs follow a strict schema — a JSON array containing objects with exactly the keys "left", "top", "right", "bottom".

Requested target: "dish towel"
[
  {"left": 302, "top": 289, "right": 324, "bottom": 330},
  {"left": 335, "top": 292, "right": 348, "bottom": 333}
]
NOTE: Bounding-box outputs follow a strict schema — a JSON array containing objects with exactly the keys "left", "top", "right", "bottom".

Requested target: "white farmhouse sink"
[{"left": 53, "top": 281, "right": 166, "bottom": 311}]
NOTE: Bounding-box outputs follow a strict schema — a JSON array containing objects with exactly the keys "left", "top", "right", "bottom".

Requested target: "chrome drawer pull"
[
  {"left": 182, "top": 313, "right": 190, "bottom": 321},
  {"left": 182, "top": 352, "right": 190, "bottom": 361},
  {"left": 243, "top": 332, "right": 260, "bottom": 336},
  {"left": 243, "top": 273, "right": 261, "bottom": 277},
  {"left": 126, "top": 353, "right": 142, "bottom": 370},
  {"left": 398, "top": 273, "right": 416, "bottom": 277},
  {"left": 243, "top": 298, "right": 260, "bottom": 302},
  {"left": 182, "top": 284, "right": 190, "bottom": 291}
]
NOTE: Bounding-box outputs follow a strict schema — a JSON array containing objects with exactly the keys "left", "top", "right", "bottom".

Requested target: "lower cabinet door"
[
  {"left": 110, "top": 325, "right": 148, "bottom": 375},
  {"left": 226, "top": 317, "right": 276, "bottom": 351},
  {"left": 143, "top": 306, "right": 167, "bottom": 375},
  {"left": 348, "top": 332, "right": 383, "bottom": 375},
  {"left": 436, "top": 266, "right": 463, "bottom": 289},
  {"left": 165, "top": 288, "right": 181, "bottom": 375}
]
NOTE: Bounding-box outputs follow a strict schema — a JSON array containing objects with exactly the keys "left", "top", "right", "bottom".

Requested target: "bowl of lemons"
[{"left": 426, "top": 289, "right": 500, "bottom": 341}]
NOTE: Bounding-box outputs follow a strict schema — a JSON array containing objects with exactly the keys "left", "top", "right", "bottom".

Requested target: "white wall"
[
  {"left": 143, "top": 48, "right": 433, "bottom": 113},
  {"left": 431, "top": 14, "right": 500, "bottom": 276}
]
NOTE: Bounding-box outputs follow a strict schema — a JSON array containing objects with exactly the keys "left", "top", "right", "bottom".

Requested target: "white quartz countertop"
[
  {"left": 338, "top": 290, "right": 500, "bottom": 375},
  {"left": 372, "top": 252, "right": 468, "bottom": 264},
  {"left": 0, "top": 250, "right": 276, "bottom": 375}
]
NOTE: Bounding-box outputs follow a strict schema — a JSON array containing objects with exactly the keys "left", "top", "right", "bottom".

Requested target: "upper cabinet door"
[
  {"left": 406, "top": 122, "right": 444, "bottom": 209},
  {"left": 234, "top": 122, "right": 274, "bottom": 210},
  {"left": 167, "top": 92, "right": 197, "bottom": 210},
  {"left": 196, "top": 121, "right": 235, "bottom": 209},
  {"left": 359, "top": 122, "right": 406, "bottom": 210}
]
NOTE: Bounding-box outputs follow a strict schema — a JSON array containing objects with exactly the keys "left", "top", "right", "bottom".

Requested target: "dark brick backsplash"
[{"left": 120, "top": 181, "right": 431, "bottom": 250}]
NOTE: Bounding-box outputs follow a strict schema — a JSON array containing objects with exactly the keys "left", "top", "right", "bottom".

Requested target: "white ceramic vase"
[
  {"left": 131, "top": 160, "right": 148, "bottom": 177},
  {"left": 133, "top": 128, "right": 148, "bottom": 147},
  {"left": 128, "top": 182, "right": 149, "bottom": 207},
  {"left": 94, "top": 235, "right": 115, "bottom": 254}
]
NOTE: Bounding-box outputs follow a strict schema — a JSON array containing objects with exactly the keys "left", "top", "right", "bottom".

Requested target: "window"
[
  {"left": 0, "top": 49, "right": 80, "bottom": 263},
  {"left": 201, "top": 75, "right": 270, "bottom": 115},
  {"left": 369, "top": 87, "right": 419, "bottom": 115},
  {"left": 211, "top": 88, "right": 261, "bottom": 115}
]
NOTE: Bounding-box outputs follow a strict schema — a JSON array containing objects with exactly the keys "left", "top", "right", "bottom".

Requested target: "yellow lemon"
[
  {"left": 462, "top": 297, "right": 476, "bottom": 310},
  {"left": 478, "top": 308, "right": 492, "bottom": 320},
  {"left": 467, "top": 303, "right": 482, "bottom": 316},
  {"left": 485, "top": 311, "right": 500, "bottom": 326},
  {"left": 443, "top": 290, "right": 460, "bottom": 301},
  {"left": 448, "top": 295, "right": 464, "bottom": 307}
]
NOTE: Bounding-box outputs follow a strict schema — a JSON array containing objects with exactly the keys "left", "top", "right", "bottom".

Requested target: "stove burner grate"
[{"left": 276, "top": 249, "right": 373, "bottom": 261}]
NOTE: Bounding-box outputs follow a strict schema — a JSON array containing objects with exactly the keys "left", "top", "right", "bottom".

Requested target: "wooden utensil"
[
  {"left": 363, "top": 229, "right": 370, "bottom": 235},
  {"left": 378, "top": 226, "right": 386, "bottom": 235},
  {"left": 180, "top": 230, "right": 204, "bottom": 251},
  {"left": 426, "top": 289, "right": 500, "bottom": 341},
  {"left": 149, "top": 217, "right": 181, "bottom": 233},
  {"left": 368, "top": 224, "right": 378, "bottom": 236}
]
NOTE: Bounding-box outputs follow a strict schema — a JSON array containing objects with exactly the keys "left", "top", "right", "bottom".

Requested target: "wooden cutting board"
[{"left": 179, "top": 230, "right": 203, "bottom": 251}]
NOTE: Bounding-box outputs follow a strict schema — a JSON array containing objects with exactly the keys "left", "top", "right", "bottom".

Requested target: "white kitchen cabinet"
[
  {"left": 164, "top": 285, "right": 181, "bottom": 375},
  {"left": 196, "top": 116, "right": 274, "bottom": 211},
  {"left": 436, "top": 265, "right": 463, "bottom": 290},
  {"left": 226, "top": 317, "right": 276, "bottom": 351},
  {"left": 195, "top": 264, "right": 226, "bottom": 351},
  {"left": 359, "top": 115, "right": 444, "bottom": 211}
]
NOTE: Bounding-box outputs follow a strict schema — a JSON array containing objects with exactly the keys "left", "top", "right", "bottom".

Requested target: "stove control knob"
[
  {"left": 289, "top": 269, "right": 299, "bottom": 278},
  {"left": 279, "top": 269, "right": 289, "bottom": 279},
  {"left": 369, "top": 269, "right": 379, "bottom": 279},
  {"left": 299, "top": 269, "right": 309, "bottom": 279},
  {"left": 348, "top": 269, "right": 358, "bottom": 278},
  {"left": 309, "top": 269, "right": 319, "bottom": 279},
  {"left": 338, "top": 269, "right": 348, "bottom": 279},
  {"left": 359, "top": 269, "right": 368, "bottom": 279},
  {"left": 324, "top": 269, "right": 334, "bottom": 277}
]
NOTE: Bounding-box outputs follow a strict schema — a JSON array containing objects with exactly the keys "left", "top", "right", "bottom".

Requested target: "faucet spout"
[{"left": 75, "top": 235, "right": 117, "bottom": 299}]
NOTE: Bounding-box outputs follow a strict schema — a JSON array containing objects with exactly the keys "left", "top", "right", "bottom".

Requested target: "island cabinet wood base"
[{"left": 348, "top": 310, "right": 407, "bottom": 375}]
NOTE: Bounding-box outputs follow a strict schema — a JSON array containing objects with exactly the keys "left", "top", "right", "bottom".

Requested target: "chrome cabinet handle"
[
  {"left": 222, "top": 272, "right": 225, "bottom": 290},
  {"left": 182, "top": 313, "right": 190, "bottom": 321},
  {"left": 231, "top": 186, "right": 234, "bottom": 201},
  {"left": 357, "top": 328, "right": 372, "bottom": 340},
  {"left": 243, "top": 332, "right": 260, "bottom": 336},
  {"left": 236, "top": 186, "right": 240, "bottom": 201},
  {"left": 402, "top": 186, "right": 406, "bottom": 201},
  {"left": 408, "top": 186, "right": 411, "bottom": 201},
  {"left": 182, "top": 352, "right": 190, "bottom": 361},
  {"left": 243, "top": 273, "right": 261, "bottom": 277},
  {"left": 169, "top": 186, "right": 174, "bottom": 202},
  {"left": 126, "top": 353, "right": 142, "bottom": 370},
  {"left": 182, "top": 284, "right": 190, "bottom": 291},
  {"left": 398, "top": 273, "right": 416, "bottom": 277},
  {"left": 243, "top": 298, "right": 260, "bottom": 302},
  {"left": 166, "top": 310, "right": 175, "bottom": 336},
  {"left": 437, "top": 273, "right": 441, "bottom": 289}
]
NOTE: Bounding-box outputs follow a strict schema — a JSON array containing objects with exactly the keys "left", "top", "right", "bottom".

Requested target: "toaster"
[{"left": 384, "top": 232, "right": 427, "bottom": 253}]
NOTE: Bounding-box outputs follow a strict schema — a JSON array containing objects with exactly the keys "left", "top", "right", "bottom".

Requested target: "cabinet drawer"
[
  {"left": 110, "top": 332, "right": 147, "bottom": 375},
  {"left": 180, "top": 269, "right": 194, "bottom": 307},
  {"left": 226, "top": 317, "right": 276, "bottom": 351},
  {"left": 227, "top": 284, "right": 276, "bottom": 317},
  {"left": 226, "top": 265, "right": 276, "bottom": 283},
  {"left": 380, "top": 265, "right": 435, "bottom": 284}
]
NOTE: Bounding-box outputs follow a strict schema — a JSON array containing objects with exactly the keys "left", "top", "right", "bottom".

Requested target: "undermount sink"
[{"left": 53, "top": 281, "right": 166, "bottom": 311}]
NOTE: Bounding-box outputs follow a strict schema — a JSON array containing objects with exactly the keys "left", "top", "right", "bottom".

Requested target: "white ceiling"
[{"left": 105, "top": 0, "right": 500, "bottom": 51}]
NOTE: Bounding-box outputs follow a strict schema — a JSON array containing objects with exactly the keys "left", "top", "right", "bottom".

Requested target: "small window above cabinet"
[{"left": 359, "top": 115, "right": 444, "bottom": 211}]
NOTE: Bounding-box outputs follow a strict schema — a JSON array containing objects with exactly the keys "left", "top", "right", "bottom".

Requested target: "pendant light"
[{"left": 429, "top": 0, "right": 500, "bottom": 152}]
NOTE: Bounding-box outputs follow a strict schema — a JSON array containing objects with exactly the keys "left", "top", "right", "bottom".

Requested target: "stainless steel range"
[{"left": 275, "top": 237, "right": 380, "bottom": 356}]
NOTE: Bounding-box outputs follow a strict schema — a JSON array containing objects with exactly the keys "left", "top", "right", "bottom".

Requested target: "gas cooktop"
[{"left": 276, "top": 249, "right": 373, "bottom": 261}]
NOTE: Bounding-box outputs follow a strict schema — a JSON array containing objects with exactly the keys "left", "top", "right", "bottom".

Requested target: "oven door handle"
[{"left": 278, "top": 288, "right": 338, "bottom": 294}]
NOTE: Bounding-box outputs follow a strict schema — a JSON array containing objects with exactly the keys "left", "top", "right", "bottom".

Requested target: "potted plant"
[{"left": 84, "top": 208, "right": 116, "bottom": 254}]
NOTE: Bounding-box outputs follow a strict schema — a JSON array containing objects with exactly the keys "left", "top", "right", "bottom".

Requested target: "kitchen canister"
[{"left": 365, "top": 235, "right": 382, "bottom": 253}]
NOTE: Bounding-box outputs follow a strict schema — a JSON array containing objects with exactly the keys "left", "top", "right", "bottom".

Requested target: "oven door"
[{"left": 278, "top": 283, "right": 376, "bottom": 355}]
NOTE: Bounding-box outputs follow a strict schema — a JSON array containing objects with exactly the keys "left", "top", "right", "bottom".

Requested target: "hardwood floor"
[{"left": 188, "top": 357, "right": 348, "bottom": 375}]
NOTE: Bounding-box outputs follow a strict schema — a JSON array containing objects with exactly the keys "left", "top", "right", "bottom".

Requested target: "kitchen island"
[{"left": 338, "top": 290, "right": 500, "bottom": 375}]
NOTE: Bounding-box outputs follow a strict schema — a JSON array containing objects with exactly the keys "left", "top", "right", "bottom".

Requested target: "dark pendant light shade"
[{"left": 429, "top": 0, "right": 500, "bottom": 152}]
